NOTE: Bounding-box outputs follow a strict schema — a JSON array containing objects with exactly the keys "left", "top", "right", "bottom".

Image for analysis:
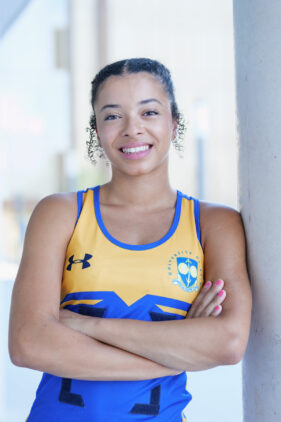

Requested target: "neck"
[{"left": 100, "top": 162, "right": 176, "bottom": 208}]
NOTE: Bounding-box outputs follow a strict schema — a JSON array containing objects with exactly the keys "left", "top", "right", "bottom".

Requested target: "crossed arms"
[{"left": 8, "top": 193, "right": 252, "bottom": 381}]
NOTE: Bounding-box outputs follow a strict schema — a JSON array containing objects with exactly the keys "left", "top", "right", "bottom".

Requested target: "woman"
[{"left": 9, "top": 58, "right": 252, "bottom": 421}]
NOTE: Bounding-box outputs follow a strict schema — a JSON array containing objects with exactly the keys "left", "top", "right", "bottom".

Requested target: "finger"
[
  {"left": 210, "top": 304, "right": 222, "bottom": 317},
  {"left": 202, "top": 289, "right": 226, "bottom": 317},
  {"left": 188, "top": 280, "right": 212, "bottom": 318},
  {"left": 188, "top": 280, "right": 217, "bottom": 318},
  {"left": 187, "top": 281, "right": 212, "bottom": 318},
  {"left": 192, "top": 279, "right": 225, "bottom": 318}
]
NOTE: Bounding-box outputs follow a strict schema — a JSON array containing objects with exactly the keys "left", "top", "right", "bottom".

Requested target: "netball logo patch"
[{"left": 168, "top": 250, "right": 202, "bottom": 293}]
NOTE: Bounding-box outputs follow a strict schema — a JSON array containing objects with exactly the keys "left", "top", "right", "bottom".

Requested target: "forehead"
[{"left": 95, "top": 72, "right": 169, "bottom": 106}]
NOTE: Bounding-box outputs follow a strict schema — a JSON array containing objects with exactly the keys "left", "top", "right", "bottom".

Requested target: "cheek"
[
  {"left": 154, "top": 113, "right": 175, "bottom": 137},
  {"left": 97, "top": 124, "right": 118, "bottom": 146},
  {"left": 157, "top": 122, "right": 174, "bottom": 142}
]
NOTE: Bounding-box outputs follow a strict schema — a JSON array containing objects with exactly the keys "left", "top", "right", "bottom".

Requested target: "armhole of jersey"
[
  {"left": 75, "top": 190, "right": 84, "bottom": 225},
  {"left": 193, "top": 198, "right": 202, "bottom": 248}
]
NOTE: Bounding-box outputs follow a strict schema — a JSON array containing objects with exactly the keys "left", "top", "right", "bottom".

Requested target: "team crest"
[{"left": 168, "top": 250, "right": 202, "bottom": 293}]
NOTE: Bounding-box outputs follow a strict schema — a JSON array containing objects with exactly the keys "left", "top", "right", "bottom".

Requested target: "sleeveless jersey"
[{"left": 27, "top": 185, "right": 204, "bottom": 422}]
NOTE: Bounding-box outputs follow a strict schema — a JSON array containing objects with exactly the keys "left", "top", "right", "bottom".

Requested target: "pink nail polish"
[
  {"left": 218, "top": 290, "right": 225, "bottom": 297},
  {"left": 216, "top": 279, "right": 223, "bottom": 286},
  {"left": 205, "top": 281, "right": 211, "bottom": 288},
  {"left": 215, "top": 305, "right": 221, "bottom": 312}
]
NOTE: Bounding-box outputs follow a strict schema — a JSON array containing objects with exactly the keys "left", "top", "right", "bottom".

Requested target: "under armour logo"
[{"left": 66, "top": 253, "right": 93, "bottom": 271}]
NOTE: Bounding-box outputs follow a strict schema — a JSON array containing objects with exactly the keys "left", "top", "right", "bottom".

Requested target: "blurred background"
[{"left": 0, "top": 0, "right": 241, "bottom": 420}]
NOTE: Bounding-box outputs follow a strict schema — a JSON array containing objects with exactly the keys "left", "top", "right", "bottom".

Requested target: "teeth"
[{"left": 122, "top": 145, "right": 150, "bottom": 154}]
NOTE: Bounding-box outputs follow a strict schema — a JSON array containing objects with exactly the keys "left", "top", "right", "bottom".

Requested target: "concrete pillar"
[{"left": 233, "top": 1, "right": 281, "bottom": 420}]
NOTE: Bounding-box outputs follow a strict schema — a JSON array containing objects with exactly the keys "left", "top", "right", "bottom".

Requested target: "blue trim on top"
[
  {"left": 180, "top": 192, "right": 202, "bottom": 248},
  {"left": 75, "top": 190, "right": 85, "bottom": 225},
  {"left": 93, "top": 185, "right": 182, "bottom": 251},
  {"left": 193, "top": 198, "right": 202, "bottom": 247}
]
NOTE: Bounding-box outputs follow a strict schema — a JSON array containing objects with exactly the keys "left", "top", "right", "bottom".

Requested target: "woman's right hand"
[{"left": 187, "top": 279, "right": 226, "bottom": 319}]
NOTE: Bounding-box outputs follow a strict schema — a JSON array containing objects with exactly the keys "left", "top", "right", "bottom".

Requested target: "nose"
[{"left": 122, "top": 115, "right": 144, "bottom": 137}]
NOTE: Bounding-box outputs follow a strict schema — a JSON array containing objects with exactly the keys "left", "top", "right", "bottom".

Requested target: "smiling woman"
[
  {"left": 8, "top": 58, "right": 252, "bottom": 421},
  {"left": 94, "top": 71, "right": 177, "bottom": 176}
]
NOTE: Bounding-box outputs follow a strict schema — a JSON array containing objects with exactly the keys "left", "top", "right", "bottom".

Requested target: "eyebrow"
[
  {"left": 139, "top": 98, "right": 162, "bottom": 106},
  {"left": 99, "top": 98, "right": 162, "bottom": 112}
]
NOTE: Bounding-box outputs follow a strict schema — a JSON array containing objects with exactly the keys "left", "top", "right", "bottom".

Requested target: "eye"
[
  {"left": 104, "top": 114, "right": 120, "bottom": 121},
  {"left": 143, "top": 110, "right": 159, "bottom": 117}
]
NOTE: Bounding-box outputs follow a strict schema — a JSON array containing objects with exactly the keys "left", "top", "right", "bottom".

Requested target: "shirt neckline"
[{"left": 93, "top": 185, "right": 182, "bottom": 251}]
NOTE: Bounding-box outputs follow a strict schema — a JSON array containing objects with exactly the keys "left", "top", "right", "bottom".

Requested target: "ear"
[
  {"left": 95, "top": 126, "right": 101, "bottom": 147},
  {"left": 172, "top": 118, "right": 178, "bottom": 140}
]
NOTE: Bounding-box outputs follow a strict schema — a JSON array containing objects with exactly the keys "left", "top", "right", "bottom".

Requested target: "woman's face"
[{"left": 94, "top": 72, "right": 177, "bottom": 177}]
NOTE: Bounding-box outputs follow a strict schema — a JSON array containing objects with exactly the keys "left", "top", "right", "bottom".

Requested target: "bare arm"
[
  {"left": 8, "top": 194, "right": 178, "bottom": 380},
  {"left": 59, "top": 204, "right": 252, "bottom": 372}
]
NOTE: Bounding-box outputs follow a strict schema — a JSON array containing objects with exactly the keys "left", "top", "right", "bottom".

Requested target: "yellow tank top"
[{"left": 60, "top": 185, "right": 204, "bottom": 319}]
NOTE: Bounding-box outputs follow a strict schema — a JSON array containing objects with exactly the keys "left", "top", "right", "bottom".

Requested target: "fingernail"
[
  {"left": 216, "top": 279, "right": 223, "bottom": 285},
  {"left": 205, "top": 281, "right": 212, "bottom": 288},
  {"left": 218, "top": 290, "right": 225, "bottom": 297},
  {"left": 215, "top": 305, "right": 221, "bottom": 312}
]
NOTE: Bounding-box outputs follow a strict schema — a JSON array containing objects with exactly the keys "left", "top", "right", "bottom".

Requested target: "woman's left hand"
[{"left": 187, "top": 279, "right": 226, "bottom": 319}]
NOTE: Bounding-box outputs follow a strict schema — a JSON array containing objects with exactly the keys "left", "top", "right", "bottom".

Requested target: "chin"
[
  {"left": 126, "top": 163, "right": 166, "bottom": 178},
  {"left": 123, "top": 167, "right": 152, "bottom": 177},
  {"left": 111, "top": 161, "right": 154, "bottom": 177}
]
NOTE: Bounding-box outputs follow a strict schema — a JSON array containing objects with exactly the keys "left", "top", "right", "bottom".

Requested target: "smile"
[
  {"left": 119, "top": 144, "right": 153, "bottom": 160},
  {"left": 121, "top": 145, "right": 150, "bottom": 154}
]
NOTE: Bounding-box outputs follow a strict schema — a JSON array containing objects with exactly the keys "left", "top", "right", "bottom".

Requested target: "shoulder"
[
  {"left": 25, "top": 192, "right": 78, "bottom": 244},
  {"left": 32, "top": 191, "right": 77, "bottom": 222},
  {"left": 199, "top": 201, "right": 245, "bottom": 249},
  {"left": 199, "top": 201, "right": 241, "bottom": 222}
]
